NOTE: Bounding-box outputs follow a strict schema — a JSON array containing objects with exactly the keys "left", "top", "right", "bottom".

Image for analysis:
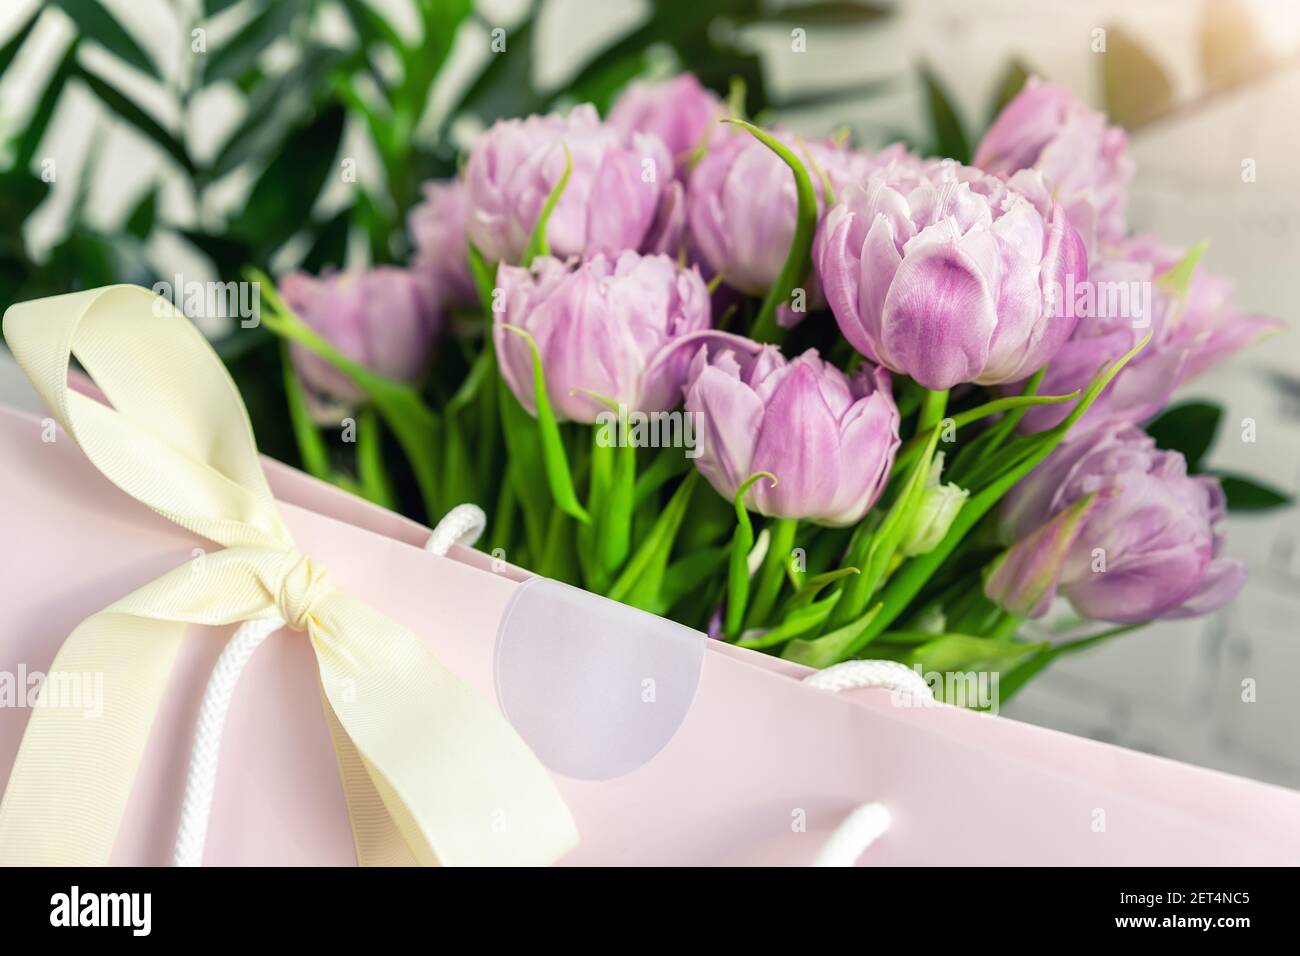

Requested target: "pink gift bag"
[
  {"left": 5, "top": 398, "right": 1300, "bottom": 865},
  {"left": 3, "top": 287, "right": 1300, "bottom": 866}
]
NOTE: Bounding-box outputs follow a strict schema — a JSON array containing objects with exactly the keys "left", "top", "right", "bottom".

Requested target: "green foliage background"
[{"left": 0, "top": 0, "right": 905, "bottom": 467}]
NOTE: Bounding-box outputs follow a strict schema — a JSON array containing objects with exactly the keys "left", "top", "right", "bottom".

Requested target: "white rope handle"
[
  {"left": 802, "top": 660, "right": 934, "bottom": 867},
  {"left": 173, "top": 504, "right": 486, "bottom": 866},
  {"left": 173, "top": 614, "right": 284, "bottom": 867},
  {"left": 423, "top": 503, "right": 485, "bottom": 557}
]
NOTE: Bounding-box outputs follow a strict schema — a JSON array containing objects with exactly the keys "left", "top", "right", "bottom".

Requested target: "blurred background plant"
[{"left": 0, "top": 0, "right": 908, "bottom": 466}]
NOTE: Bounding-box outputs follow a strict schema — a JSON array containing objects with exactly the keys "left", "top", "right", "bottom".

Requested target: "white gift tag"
[{"left": 494, "top": 577, "right": 705, "bottom": 780}]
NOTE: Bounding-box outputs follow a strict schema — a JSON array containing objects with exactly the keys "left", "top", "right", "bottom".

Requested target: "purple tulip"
[
  {"left": 464, "top": 104, "right": 673, "bottom": 265},
  {"left": 493, "top": 251, "right": 710, "bottom": 423},
  {"left": 986, "top": 425, "right": 1245, "bottom": 624},
  {"left": 1016, "top": 235, "right": 1284, "bottom": 433},
  {"left": 687, "top": 131, "right": 912, "bottom": 297},
  {"left": 282, "top": 267, "right": 440, "bottom": 418},
  {"left": 683, "top": 340, "right": 900, "bottom": 526},
  {"left": 408, "top": 178, "right": 477, "bottom": 308},
  {"left": 815, "top": 159, "right": 1088, "bottom": 390},
  {"left": 973, "top": 78, "right": 1133, "bottom": 250},
  {"left": 608, "top": 73, "right": 725, "bottom": 176}
]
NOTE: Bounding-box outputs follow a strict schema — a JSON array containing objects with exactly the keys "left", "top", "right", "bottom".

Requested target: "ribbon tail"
[
  {"left": 0, "top": 612, "right": 186, "bottom": 865},
  {"left": 310, "top": 592, "right": 578, "bottom": 867},
  {"left": 319, "top": 692, "right": 417, "bottom": 866}
]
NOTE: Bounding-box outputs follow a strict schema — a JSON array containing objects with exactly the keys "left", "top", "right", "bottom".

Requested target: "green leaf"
[
  {"left": 300, "top": 207, "right": 351, "bottom": 274},
  {"left": 279, "top": 342, "right": 330, "bottom": 481},
  {"left": 124, "top": 184, "right": 157, "bottom": 240},
  {"left": 0, "top": 9, "right": 40, "bottom": 78},
  {"left": 14, "top": 41, "right": 78, "bottom": 171},
  {"left": 520, "top": 145, "right": 572, "bottom": 267},
  {"left": 203, "top": 49, "right": 348, "bottom": 182},
  {"left": 781, "top": 566, "right": 860, "bottom": 615},
  {"left": 228, "top": 104, "right": 346, "bottom": 250},
  {"left": 1215, "top": 473, "right": 1293, "bottom": 511},
  {"left": 997, "top": 623, "right": 1145, "bottom": 706},
  {"left": 398, "top": 0, "right": 471, "bottom": 119},
  {"left": 450, "top": 13, "right": 543, "bottom": 128},
  {"left": 890, "top": 634, "right": 1047, "bottom": 674},
  {"left": 1145, "top": 400, "right": 1222, "bottom": 472},
  {"left": 498, "top": 325, "right": 590, "bottom": 524},
  {"left": 722, "top": 119, "right": 817, "bottom": 344},
  {"left": 893, "top": 387, "right": 1080, "bottom": 475},
  {"left": 609, "top": 471, "right": 700, "bottom": 609},
  {"left": 782, "top": 603, "right": 883, "bottom": 668},
  {"left": 202, "top": 1, "right": 307, "bottom": 86},
  {"left": 634, "top": 447, "right": 692, "bottom": 506},
  {"left": 921, "top": 64, "right": 970, "bottom": 163},
  {"left": 50, "top": 0, "right": 159, "bottom": 79},
  {"left": 745, "top": 516, "right": 798, "bottom": 630},
  {"left": 842, "top": 336, "right": 1153, "bottom": 658},
  {"left": 602, "top": 434, "right": 636, "bottom": 575},
  {"left": 466, "top": 240, "right": 496, "bottom": 308},
  {"left": 1156, "top": 239, "right": 1209, "bottom": 299},
  {"left": 831, "top": 425, "right": 942, "bottom": 630},
  {"left": 657, "top": 546, "right": 728, "bottom": 615},
  {"left": 75, "top": 64, "right": 194, "bottom": 172},
  {"left": 988, "top": 58, "right": 1031, "bottom": 123},
  {"left": 339, "top": 0, "right": 407, "bottom": 53},
  {"left": 725, "top": 472, "right": 777, "bottom": 638},
  {"left": 737, "top": 593, "right": 842, "bottom": 650},
  {"left": 566, "top": 50, "right": 650, "bottom": 114},
  {"left": 354, "top": 407, "right": 395, "bottom": 509},
  {"left": 497, "top": 377, "right": 550, "bottom": 560}
]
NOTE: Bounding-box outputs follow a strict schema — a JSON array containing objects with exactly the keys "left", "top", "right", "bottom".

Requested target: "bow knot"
[
  {"left": 276, "top": 553, "right": 333, "bottom": 631},
  {"left": 0, "top": 284, "right": 577, "bottom": 867}
]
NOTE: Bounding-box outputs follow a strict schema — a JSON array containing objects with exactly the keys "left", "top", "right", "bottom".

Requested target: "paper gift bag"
[{"left": 3, "top": 285, "right": 1300, "bottom": 866}]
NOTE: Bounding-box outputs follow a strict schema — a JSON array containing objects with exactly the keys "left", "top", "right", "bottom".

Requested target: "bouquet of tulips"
[{"left": 254, "top": 74, "right": 1284, "bottom": 702}]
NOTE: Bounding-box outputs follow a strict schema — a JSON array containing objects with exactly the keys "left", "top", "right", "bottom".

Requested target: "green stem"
[
  {"left": 917, "top": 388, "right": 948, "bottom": 435},
  {"left": 279, "top": 342, "right": 330, "bottom": 481},
  {"left": 745, "top": 517, "right": 798, "bottom": 629},
  {"left": 894, "top": 383, "right": 1078, "bottom": 475},
  {"left": 821, "top": 335, "right": 1152, "bottom": 663}
]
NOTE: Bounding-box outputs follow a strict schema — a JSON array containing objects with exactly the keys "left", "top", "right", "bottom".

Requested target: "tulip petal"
[
  {"left": 879, "top": 237, "right": 996, "bottom": 389},
  {"left": 985, "top": 491, "right": 1101, "bottom": 618}
]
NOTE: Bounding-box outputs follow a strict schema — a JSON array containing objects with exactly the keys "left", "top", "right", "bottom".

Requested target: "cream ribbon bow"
[{"left": 0, "top": 285, "right": 577, "bottom": 866}]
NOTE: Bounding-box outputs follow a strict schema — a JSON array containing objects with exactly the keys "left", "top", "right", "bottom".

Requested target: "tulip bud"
[
  {"left": 493, "top": 252, "right": 710, "bottom": 423},
  {"left": 973, "top": 78, "right": 1133, "bottom": 251},
  {"left": 408, "top": 178, "right": 477, "bottom": 308},
  {"left": 608, "top": 73, "right": 726, "bottom": 176},
  {"left": 898, "top": 453, "right": 968, "bottom": 557},
  {"left": 815, "top": 159, "right": 1088, "bottom": 390},
  {"left": 1015, "top": 235, "right": 1283, "bottom": 433},
  {"left": 464, "top": 104, "right": 673, "bottom": 265},
  {"left": 282, "top": 267, "right": 440, "bottom": 421},
  {"left": 688, "top": 131, "right": 912, "bottom": 297},
  {"left": 988, "top": 425, "right": 1245, "bottom": 624},
  {"left": 683, "top": 341, "right": 900, "bottom": 526}
]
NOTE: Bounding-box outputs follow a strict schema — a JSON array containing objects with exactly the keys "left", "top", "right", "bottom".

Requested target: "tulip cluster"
[{"left": 266, "top": 70, "right": 1282, "bottom": 698}]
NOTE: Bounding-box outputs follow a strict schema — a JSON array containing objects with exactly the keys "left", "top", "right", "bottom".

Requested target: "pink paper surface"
[{"left": 3, "top": 402, "right": 1299, "bottom": 865}]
